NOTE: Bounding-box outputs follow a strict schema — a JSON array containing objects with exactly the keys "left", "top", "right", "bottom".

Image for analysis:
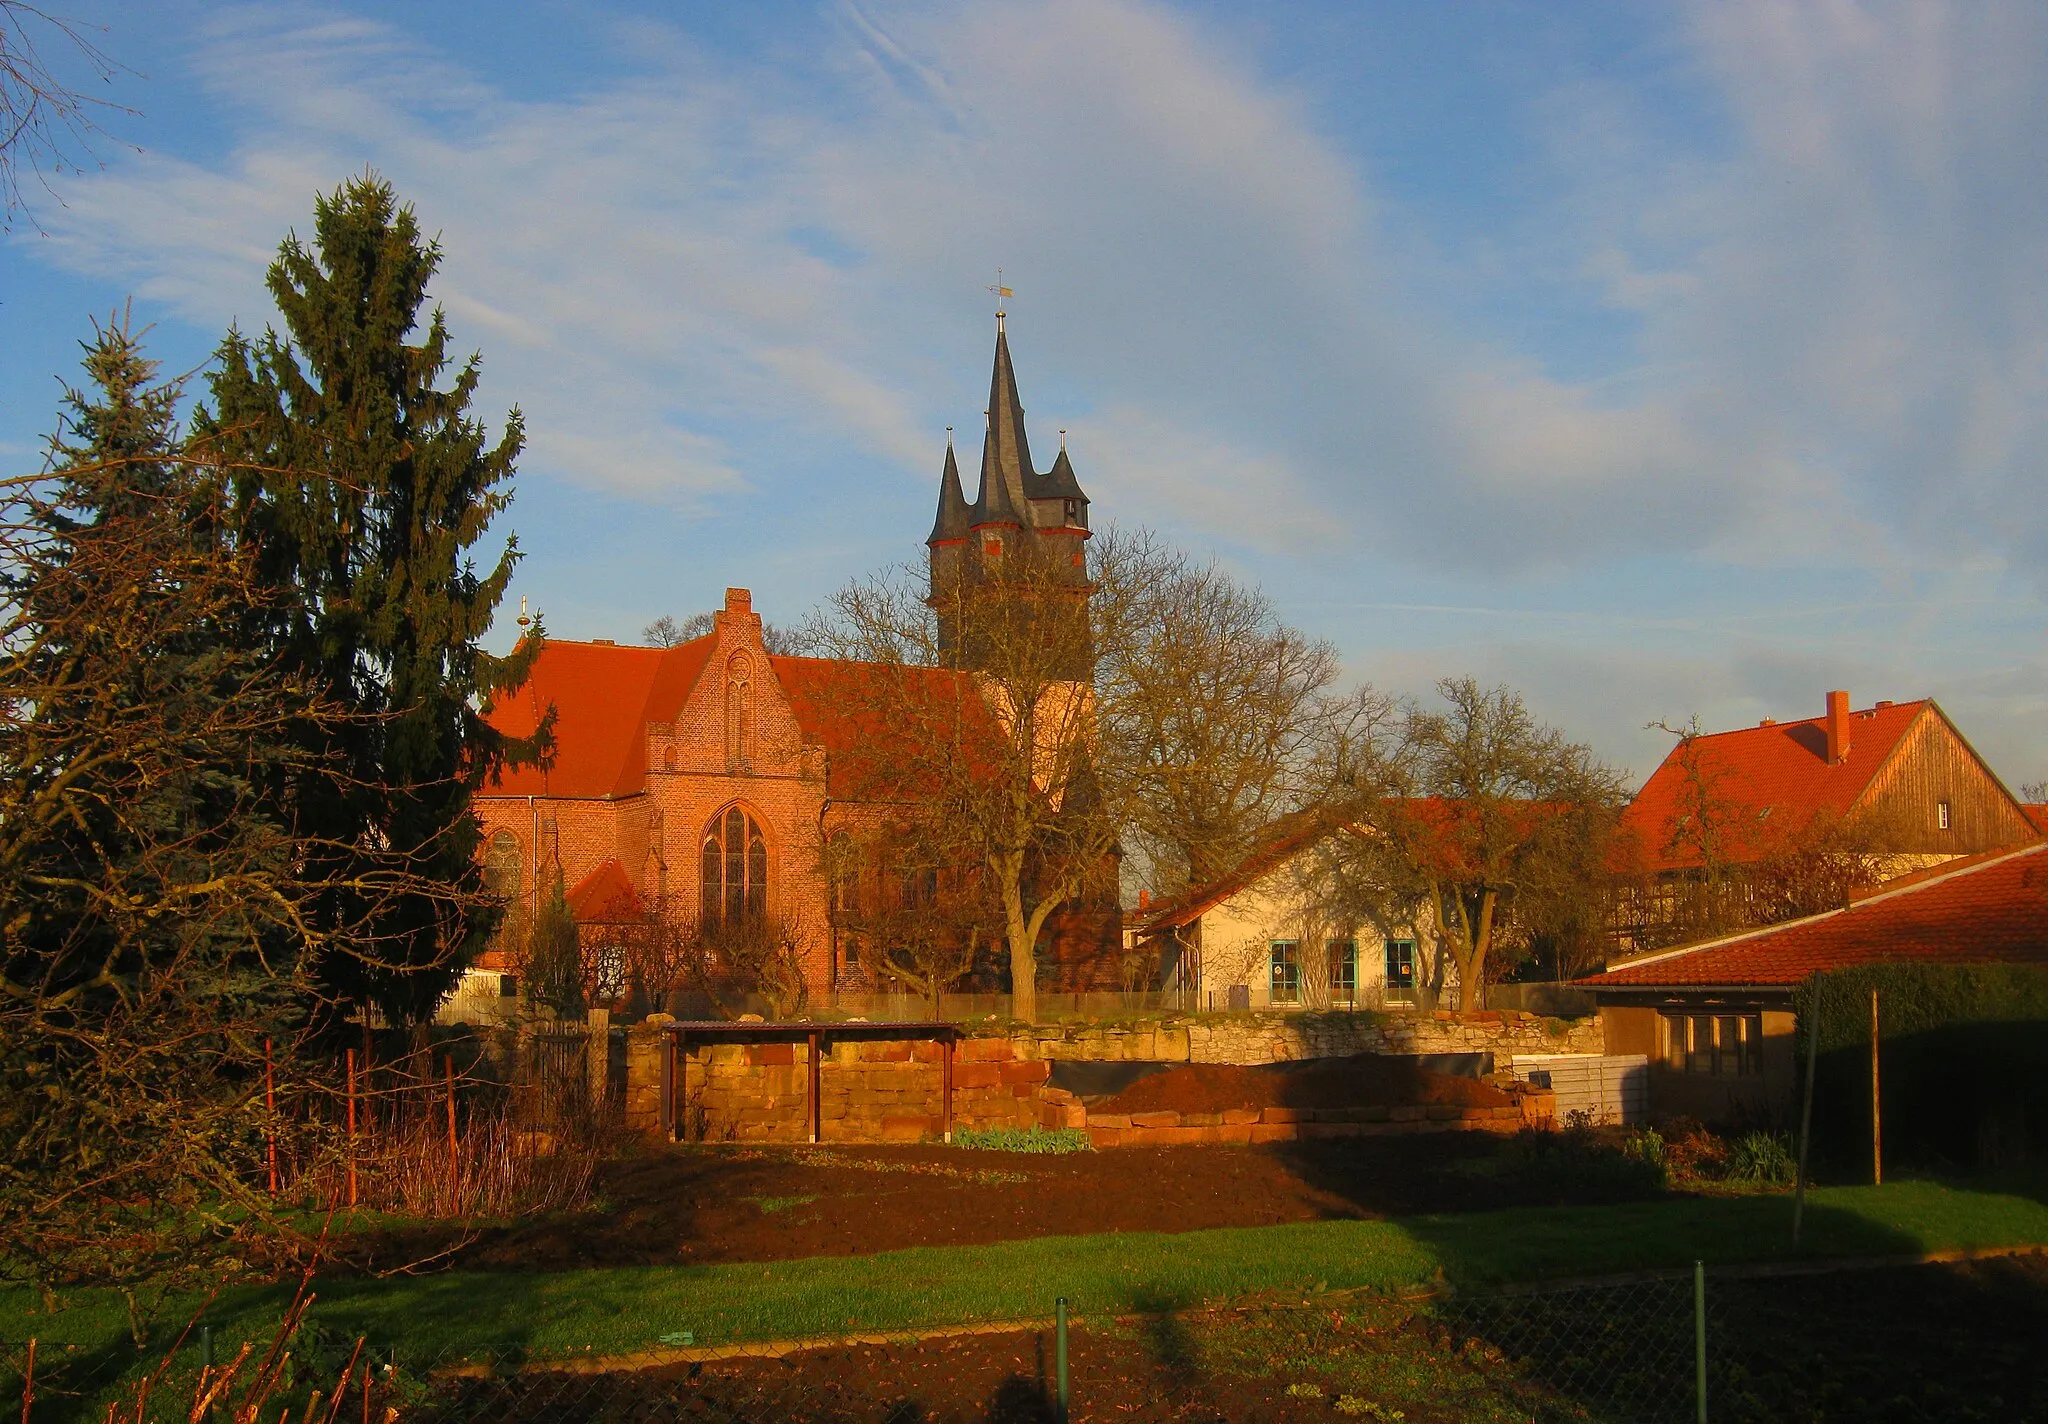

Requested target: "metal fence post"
[
  {"left": 1694, "top": 1260, "right": 1708, "bottom": 1424},
  {"left": 1055, "top": 1296, "right": 1070, "bottom": 1423}
]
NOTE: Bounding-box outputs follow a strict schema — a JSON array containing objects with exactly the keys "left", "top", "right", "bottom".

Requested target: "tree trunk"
[{"left": 995, "top": 854, "right": 1037, "bottom": 1023}]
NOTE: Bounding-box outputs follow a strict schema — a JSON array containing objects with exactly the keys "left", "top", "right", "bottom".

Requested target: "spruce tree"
[{"left": 194, "top": 174, "right": 545, "bottom": 1024}]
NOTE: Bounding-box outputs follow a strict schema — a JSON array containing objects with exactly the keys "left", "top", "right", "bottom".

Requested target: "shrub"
[
  {"left": 1795, "top": 965, "right": 2048, "bottom": 1168},
  {"left": 1723, "top": 1131, "right": 1797, "bottom": 1187},
  {"left": 951, "top": 1125, "right": 1092, "bottom": 1154}
]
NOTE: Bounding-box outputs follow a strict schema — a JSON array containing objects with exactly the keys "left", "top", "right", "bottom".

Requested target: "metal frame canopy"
[{"left": 657, "top": 1020, "right": 965, "bottom": 1144}]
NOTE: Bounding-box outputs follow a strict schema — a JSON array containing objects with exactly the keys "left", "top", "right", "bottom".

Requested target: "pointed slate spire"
[
  {"left": 1035, "top": 443, "right": 1087, "bottom": 504},
  {"left": 971, "top": 323, "right": 1031, "bottom": 527},
  {"left": 927, "top": 436, "right": 970, "bottom": 544}
]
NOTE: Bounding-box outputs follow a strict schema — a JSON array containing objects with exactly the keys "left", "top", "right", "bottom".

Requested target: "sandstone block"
[
  {"left": 1086, "top": 1126, "right": 1123, "bottom": 1149},
  {"left": 1181, "top": 1111, "right": 1221, "bottom": 1127},
  {"left": 1260, "top": 1107, "right": 1304, "bottom": 1124},
  {"left": 1302, "top": 1122, "right": 1363, "bottom": 1140},
  {"left": 1389, "top": 1105, "right": 1426, "bottom": 1122},
  {"left": 1089, "top": 1113, "right": 1132, "bottom": 1130},
  {"left": 1249, "top": 1123, "right": 1299, "bottom": 1144},
  {"left": 1426, "top": 1105, "right": 1461, "bottom": 1121},
  {"left": 998, "top": 1060, "right": 1050, "bottom": 1085},
  {"left": 1216, "top": 1124, "right": 1255, "bottom": 1145},
  {"left": 879, "top": 1114, "right": 932, "bottom": 1143},
  {"left": 1359, "top": 1105, "right": 1391, "bottom": 1122},
  {"left": 953, "top": 1064, "right": 1002, "bottom": 1091},
  {"left": 1220, "top": 1108, "right": 1260, "bottom": 1126},
  {"left": 1129, "top": 1111, "right": 1180, "bottom": 1129}
]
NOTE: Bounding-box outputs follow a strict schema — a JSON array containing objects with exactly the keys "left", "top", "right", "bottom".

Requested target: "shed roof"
[{"left": 1579, "top": 841, "right": 2048, "bottom": 990}]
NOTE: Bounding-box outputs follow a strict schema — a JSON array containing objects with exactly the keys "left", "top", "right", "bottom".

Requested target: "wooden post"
[
  {"left": 444, "top": 1055, "right": 459, "bottom": 1209},
  {"left": 21, "top": 1336, "right": 34, "bottom": 1424},
  {"left": 663, "top": 1031, "right": 679, "bottom": 1141},
  {"left": 1870, "top": 988, "right": 1883, "bottom": 1186},
  {"left": 1792, "top": 981, "right": 1822, "bottom": 1246},
  {"left": 345, "top": 1048, "right": 358, "bottom": 1209},
  {"left": 942, "top": 1033, "right": 955, "bottom": 1143},
  {"left": 808, "top": 1030, "right": 822, "bottom": 1145},
  {"left": 264, "top": 1037, "right": 278, "bottom": 1196}
]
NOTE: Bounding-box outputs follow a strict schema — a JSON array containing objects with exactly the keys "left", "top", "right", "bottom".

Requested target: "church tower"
[{"left": 927, "top": 313, "right": 1092, "bottom": 666}]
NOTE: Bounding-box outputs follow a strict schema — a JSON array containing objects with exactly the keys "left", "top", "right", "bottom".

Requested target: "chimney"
[
  {"left": 1824, "top": 690, "right": 1852, "bottom": 764},
  {"left": 724, "top": 587, "right": 752, "bottom": 614},
  {"left": 1138, "top": 889, "right": 1151, "bottom": 911}
]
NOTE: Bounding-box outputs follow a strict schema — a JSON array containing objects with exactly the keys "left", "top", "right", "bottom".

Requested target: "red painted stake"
[
  {"left": 444, "top": 1055, "right": 459, "bottom": 1209},
  {"left": 265, "top": 1037, "right": 279, "bottom": 1196},
  {"left": 345, "top": 1047, "right": 359, "bottom": 1208}
]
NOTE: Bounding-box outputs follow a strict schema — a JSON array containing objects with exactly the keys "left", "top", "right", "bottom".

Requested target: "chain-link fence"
[{"left": 5, "top": 1258, "right": 2037, "bottom": 1423}]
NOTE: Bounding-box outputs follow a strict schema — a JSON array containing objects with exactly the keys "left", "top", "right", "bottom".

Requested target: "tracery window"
[
  {"left": 483, "top": 830, "right": 524, "bottom": 951},
  {"left": 725, "top": 655, "right": 752, "bottom": 765},
  {"left": 702, "top": 806, "right": 768, "bottom": 925}
]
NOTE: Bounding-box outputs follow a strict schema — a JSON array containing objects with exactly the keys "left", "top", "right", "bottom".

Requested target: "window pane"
[
  {"left": 747, "top": 823, "right": 768, "bottom": 917},
  {"left": 1384, "top": 939, "right": 1415, "bottom": 990},
  {"left": 1270, "top": 942, "right": 1300, "bottom": 1003},
  {"left": 701, "top": 836, "right": 721, "bottom": 923},
  {"left": 1328, "top": 941, "right": 1357, "bottom": 1002},
  {"left": 1716, "top": 1017, "right": 1740, "bottom": 1076}
]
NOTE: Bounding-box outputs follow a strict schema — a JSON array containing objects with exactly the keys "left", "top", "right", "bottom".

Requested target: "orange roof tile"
[
  {"left": 485, "top": 636, "right": 716, "bottom": 798},
  {"left": 1621, "top": 700, "right": 1930, "bottom": 874},
  {"left": 770, "top": 654, "right": 997, "bottom": 798},
  {"left": 566, "top": 858, "right": 644, "bottom": 924},
  {"left": 1579, "top": 842, "right": 2048, "bottom": 990}
]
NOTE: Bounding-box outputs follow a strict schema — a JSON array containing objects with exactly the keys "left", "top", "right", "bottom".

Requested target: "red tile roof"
[
  {"left": 486, "top": 637, "right": 716, "bottom": 798},
  {"left": 566, "top": 858, "right": 644, "bottom": 924},
  {"left": 1621, "top": 700, "right": 1931, "bottom": 874},
  {"left": 2024, "top": 804, "right": 2048, "bottom": 834},
  {"left": 481, "top": 637, "right": 994, "bottom": 803},
  {"left": 1580, "top": 842, "right": 2048, "bottom": 990},
  {"left": 769, "top": 654, "right": 997, "bottom": 798}
]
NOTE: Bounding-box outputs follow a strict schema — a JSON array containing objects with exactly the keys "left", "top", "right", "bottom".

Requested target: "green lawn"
[{"left": 4, "top": 1175, "right": 2043, "bottom": 1369}]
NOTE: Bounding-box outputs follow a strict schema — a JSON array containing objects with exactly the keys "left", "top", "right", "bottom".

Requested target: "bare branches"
[{"left": 0, "top": 2, "right": 136, "bottom": 232}]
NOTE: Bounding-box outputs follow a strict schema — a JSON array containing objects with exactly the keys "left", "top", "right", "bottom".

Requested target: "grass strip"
[{"left": 5, "top": 1176, "right": 2043, "bottom": 1368}]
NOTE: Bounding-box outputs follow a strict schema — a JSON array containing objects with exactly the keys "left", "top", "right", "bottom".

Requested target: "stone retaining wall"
[
  {"left": 622, "top": 1010, "right": 1593, "bottom": 1144},
  {"left": 1020, "top": 1009, "right": 1603, "bottom": 1065}
]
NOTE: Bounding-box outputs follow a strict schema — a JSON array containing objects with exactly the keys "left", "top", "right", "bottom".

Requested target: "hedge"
[{"left": 1792, "top": 964, "right": 2048, "bottom": 1170}]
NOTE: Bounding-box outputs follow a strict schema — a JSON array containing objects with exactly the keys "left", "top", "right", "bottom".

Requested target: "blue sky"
[{"left": 4, "top": 0, "right": 2045, "bottom": 787}]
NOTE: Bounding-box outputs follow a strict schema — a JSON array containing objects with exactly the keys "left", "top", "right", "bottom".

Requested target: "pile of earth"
[{"left": 1093, "top": 1053, "right": 1513, "bottom": 1116}]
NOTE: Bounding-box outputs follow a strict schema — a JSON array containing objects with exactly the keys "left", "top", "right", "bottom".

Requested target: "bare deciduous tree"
[
  {"left": 1320, "top": 678, "right": 1625, "bottom": 1009},
  {"left": 1092, "top": 529, "right": 1340, "bottom": 893},
  {"left": 823, "top": 820, "right": 1000, "bottom": 1016},
  {"left": 806, "top": 544, "right": 1117, "bottom": 1024}
]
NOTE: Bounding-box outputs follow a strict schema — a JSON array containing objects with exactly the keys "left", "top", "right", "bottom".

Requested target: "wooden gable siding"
[{"left": 1855, "top": 706, "right": 2034, "bottom": 854}]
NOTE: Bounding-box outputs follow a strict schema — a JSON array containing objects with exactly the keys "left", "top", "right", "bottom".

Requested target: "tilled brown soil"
[
  {"left": 418, "top": 1255, "right": 2048, "bottom": 1422},
  {"left": 1097, "top": 1055, "right": 1512, "bottom": 1116},
  {"left": 334, "top": 1134, "right": 1627, "bottom": 1276}
]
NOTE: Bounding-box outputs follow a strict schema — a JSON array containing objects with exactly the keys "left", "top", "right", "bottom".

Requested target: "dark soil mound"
[{"left": 1098, "top": 1053, "right": 1512, "bottom": 1116}]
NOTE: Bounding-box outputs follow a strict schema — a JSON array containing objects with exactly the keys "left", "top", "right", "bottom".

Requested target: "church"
[{"left": 455, "top": 318, "right": 1122, "bottom": 1017}]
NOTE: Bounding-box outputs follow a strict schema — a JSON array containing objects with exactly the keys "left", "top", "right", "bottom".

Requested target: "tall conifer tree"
[{"left": 195, "top": 174, "right": 545, "bottom": 1023}]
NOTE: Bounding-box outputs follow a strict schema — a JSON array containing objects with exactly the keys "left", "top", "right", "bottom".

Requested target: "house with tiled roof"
[
  {"left": 1127, "top": 810, "right": 1447, "bottom": 1012},
  {"left": 1579, "top": 842, "right": 2048, "bottom": 1120},
  {"left": 451, "top": 320, "right": 1121, "bottom": 1018},
  {"left": 1614, "top": 690, "right": 2036, "bottom": 953}
]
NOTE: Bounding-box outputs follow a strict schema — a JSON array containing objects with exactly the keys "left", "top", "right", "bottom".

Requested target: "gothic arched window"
[
  {"left": 725, "top": 654, "right": 752, "bottom": 765},
  {"left": 483, "top": 830, "right": 524, "bottom": 949},
  {"left": 702, "top": 806, "right": 768, "bottom": 925}
]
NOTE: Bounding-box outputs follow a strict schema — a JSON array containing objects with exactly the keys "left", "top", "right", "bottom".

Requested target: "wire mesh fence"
[{"left": 3, "top": 1258, "right": 2034, "bottom": 1423}]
